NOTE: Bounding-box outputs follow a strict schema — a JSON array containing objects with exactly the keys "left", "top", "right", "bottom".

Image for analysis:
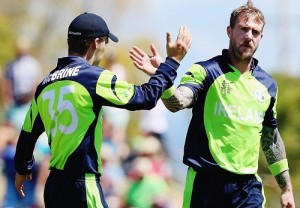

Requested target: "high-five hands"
[{"left": 129, "top": 26, "right": 192, "bottom": 76}]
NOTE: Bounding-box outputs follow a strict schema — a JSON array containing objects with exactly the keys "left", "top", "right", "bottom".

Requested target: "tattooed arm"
[
  {"left": 161, "top": 86, "right": 195, "bottom": 112},
  {"left": 261, "top": 127, "right": 295, "bottom": 208}
]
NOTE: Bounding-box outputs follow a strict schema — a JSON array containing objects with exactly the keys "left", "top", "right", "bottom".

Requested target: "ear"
[
  {"left": 227, "top": 26, "right": 232, "bottom": 38},
  {"left": 93, "top": 38, "right": 100, "bottom": 49}
]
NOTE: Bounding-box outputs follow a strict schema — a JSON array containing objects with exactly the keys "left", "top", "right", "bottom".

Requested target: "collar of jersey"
[
  {"left": 58, "top": 56, "right": 89, "bottom": 65},
  {"left": 228, "top": 64, "right": 253, "bottom": 79}
]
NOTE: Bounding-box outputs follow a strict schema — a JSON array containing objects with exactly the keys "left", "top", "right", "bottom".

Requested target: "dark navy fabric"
[
  {"left": 190, "top": 169, "right": 264, "bottom": 208},
  {"left": 44, "top": 169, "right": 108, "bottom": 208}
]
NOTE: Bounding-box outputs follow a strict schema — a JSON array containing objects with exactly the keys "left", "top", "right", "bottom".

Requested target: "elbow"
[
  {"left": 146, "top": 101, "right": 157, "bottom": 110},
  {"left": 166, "top": 106, "right": 181, "bottom": 113},
  {"left": 162, "top": 100, "right": 184, "bottom": 113}
]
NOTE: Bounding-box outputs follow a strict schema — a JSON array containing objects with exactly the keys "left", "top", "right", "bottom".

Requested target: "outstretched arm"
[{"left": 261, "top": 127, "right": 295, "bottom": 208}]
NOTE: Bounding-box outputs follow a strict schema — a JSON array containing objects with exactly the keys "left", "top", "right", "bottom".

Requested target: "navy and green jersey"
[
  {"left": 181, "top": 49, "right": 278, "bottom": 174},
  {"left": 14, "top": 56, "right": 179, "bottom": 176}
]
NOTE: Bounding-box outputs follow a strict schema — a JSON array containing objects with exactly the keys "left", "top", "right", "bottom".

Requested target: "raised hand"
[
  {"left": 166, "top": 26, "right": 192, "bottom": 63},
  {"left": 129, "top": 44, "right": 163, "bottom": 76}
]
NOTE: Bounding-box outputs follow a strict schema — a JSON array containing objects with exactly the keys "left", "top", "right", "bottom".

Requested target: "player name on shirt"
[{"left": 42, "top": 66, "right": 81, "bottom": 85}]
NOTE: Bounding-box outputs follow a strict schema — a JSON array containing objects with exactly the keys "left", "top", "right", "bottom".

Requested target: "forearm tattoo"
[
  {"left": 275, "top": 170, "right": 291, "bottom": 190},
  {"left": 261, "top": 127, "right": 291, "bottom": 189},
  {"left": 162, "top": 86, "right": 194, "bottom": 112}
]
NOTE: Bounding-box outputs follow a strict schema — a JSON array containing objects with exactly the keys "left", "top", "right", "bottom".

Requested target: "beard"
[{"left": 230, "top": 40, "right": 257, "bottom": 63}]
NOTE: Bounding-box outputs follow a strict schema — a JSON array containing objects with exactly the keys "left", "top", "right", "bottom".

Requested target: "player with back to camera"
[
  {"left": 129, "top": 1, "right": 295, "bottom": 207},
  {"left": 13, "top": 12, "right": 192, "bottom": 208}
]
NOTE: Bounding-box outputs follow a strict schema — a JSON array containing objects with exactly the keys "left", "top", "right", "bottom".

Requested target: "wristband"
[
  {"left": 269, "top": 159, "right": 289, "bottom": 176},
  {"left": 161, "top": 86, "right": 176, "bottom": 99}
]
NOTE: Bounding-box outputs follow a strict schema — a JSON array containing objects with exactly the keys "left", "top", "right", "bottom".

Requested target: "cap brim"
[{"left": 109, "top": 32, "right": 118, "bottom": 42}]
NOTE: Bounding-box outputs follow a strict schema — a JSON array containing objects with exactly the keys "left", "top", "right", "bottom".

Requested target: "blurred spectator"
[
  {"left": 139, "top": 100, "right": 168, "bottom": 141},
  {"left": 0, "top": 36, "right": 46, "bottom": 208},
  {"left": 100, "top": 142, "right": 127, "bottom": 208},
  {"left": 1, "top": 137, "right": 39, "bottom": 208},
  {"left": 2, "top": 36, "right": 42, "bottom": 129},
  {"left": 139, "top": 99, "right": 169, "bottom": 154},
  {"left": 103, "top": 53, "right": 130, "bottom": 144},
  {"left": 124, "top": 157, "right": 171, "bottom": 208},
  {"left": 0, "top": 68, "right": 4, "bottom": 112},
  {"left": 130, "top": 134, "right": 173, "bottom": 181}
]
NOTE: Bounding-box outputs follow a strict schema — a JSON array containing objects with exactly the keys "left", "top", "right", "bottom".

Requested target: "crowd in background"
[{"left": 0, "top": 36, "right": 181, "bottom": 208}]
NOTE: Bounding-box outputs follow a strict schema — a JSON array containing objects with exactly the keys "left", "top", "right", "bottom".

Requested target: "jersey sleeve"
[
  {"left": 180, "top": 64, "right": 207, "bottom": 85},
  {"left": 14, "top": 99, "right": 45, "bottom": 175},
  {"left": 96, "top": 58, "right": 179, "bottom": 110},
  {"left": 178, "top": 63, "right": 207, "bottom": 100},
  {"left": 262, "top": 85, "right": 278, "bottom": 129}
]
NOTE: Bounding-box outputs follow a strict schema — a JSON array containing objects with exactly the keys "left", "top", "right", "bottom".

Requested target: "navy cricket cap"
[{"left": 68, "top": 12, "right": 118, "bottom": 42}]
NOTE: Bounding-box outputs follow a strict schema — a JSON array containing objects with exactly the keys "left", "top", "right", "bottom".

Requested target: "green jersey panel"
[
  {"left": 96, "top": 70, "right": 135, "bottom": 105},
  {"left": 180, "top": 50, "right": 278, "bottom": 175},
  {"left": 37, "top": 80, "right": 97, "bottom": 170},
  {"left": 204, "top": 66, "right": 271, "bottom": 173}
]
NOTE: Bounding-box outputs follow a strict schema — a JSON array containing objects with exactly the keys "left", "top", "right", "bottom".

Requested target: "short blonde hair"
[{"left": 230, "top": 0, "right": 265, "bottom": 29}]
